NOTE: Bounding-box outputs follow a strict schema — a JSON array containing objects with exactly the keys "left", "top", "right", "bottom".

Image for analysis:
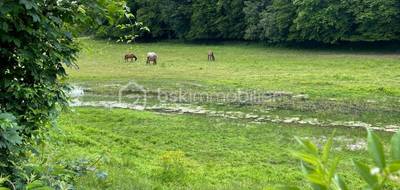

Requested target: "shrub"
[
  {"left": 0, "top": 0, "right": 141, "bottom": 188},
  {"left": 286, "top": 129, "right": 400, "bottom": 189}
]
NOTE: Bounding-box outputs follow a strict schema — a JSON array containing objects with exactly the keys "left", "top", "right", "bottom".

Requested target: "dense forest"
[{"left": 93, "top": 0, "right": 400, "bottom": 44}]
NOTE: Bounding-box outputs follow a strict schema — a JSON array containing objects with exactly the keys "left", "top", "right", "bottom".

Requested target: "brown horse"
[
  {"left": 208, "top": 50, "right": 215, "bottom": 61},
  {"left": 124, "top": 53, "right": 137, "bottom": 62}
]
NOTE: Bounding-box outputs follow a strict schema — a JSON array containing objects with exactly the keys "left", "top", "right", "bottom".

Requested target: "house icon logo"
[{"left": 118, "top": 81, "right": 147, "bottom": 107}]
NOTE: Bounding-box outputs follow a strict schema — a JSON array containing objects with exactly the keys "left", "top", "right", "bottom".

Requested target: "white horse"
[{"left": 146, "top": 52, "right": 157, "bottom": 65}]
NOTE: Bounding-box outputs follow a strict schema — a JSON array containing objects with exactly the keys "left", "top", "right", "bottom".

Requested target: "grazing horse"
[
  {"left": 124, "top": 53, "right": 137, "bottom": 62},
  {"left": 146, "top": 52, "right": 157, "bottom": 65},
  {"left": 208, "top": 50, "right": 215, "bottom": 61}
]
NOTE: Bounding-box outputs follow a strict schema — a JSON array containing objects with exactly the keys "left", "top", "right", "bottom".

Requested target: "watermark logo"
[
  {"left": 118, "top": 81, "right": 299, "bottom": 107},
  {"left": 118, "top": 81, "right": 147, "bottom": 106}
]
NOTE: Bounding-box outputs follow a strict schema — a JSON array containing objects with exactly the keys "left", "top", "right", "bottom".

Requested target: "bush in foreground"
[{"left": 288, "top": 129, "right": 400, "bottom": 190}]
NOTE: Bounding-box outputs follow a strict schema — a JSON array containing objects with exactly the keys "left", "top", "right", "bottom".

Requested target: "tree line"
[{"left": 94, "top": 0, "right": 400, "bottom": 44}]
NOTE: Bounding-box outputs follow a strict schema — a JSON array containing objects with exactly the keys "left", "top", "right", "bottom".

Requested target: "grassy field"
[
  {"left": 71, "top": 38, "right": 400, "bottom": 100},
  {"left": 49, "top": 107, "right": 386, "bottom": 190},
  {"left": 51, "top": 38, "right": 400, "bottom": 189},
  {"left": 69, "top": 38, "right": 400, "bottom": 126}
]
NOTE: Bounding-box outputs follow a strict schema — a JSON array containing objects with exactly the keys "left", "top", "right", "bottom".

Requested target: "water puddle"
[
  {"left": 68, "top": 85, "right": 400, "bottom": 133},
  {"left": 302, "top": 136, "right": 367, "bottom": 151},
  {"left": 68, "top": 86, "right": 85, "bottom": 98},
  {"left": 70, "top": 99, "right": 399, "bottom": 133}
]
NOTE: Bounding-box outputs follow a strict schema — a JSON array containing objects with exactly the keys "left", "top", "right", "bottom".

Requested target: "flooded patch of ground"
[
  {"left": 67, "top": 85, "right": 400, "bottom": 133},
  {"left": 69, "top": 86, "right": 85, "bottom": 98},
  {"left": 70, "top": 99, "right": 400, "bottom": 133},
  {"left": 302, "top": 136, "right": 367, "bottom": 151}
]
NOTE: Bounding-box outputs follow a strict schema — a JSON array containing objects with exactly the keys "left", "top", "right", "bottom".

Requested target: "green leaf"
[
  {"left": 300, "top": 163, "right": 327, "bottom": 190},
  {"left": 1, "top": 22, "right": 8, "bottom": 32},
  {"left": 26, "top": 180, "right": 52, "bottom": 190},
  {"left": 0, "top": 113, "right": 16, "bottom": 121},
  {"left": 353, "top": 160, "right": 378, "bottom": 187},
  {"left": 277, "top": 186, "right": 301, "bottom": 190},
  {"left": 391, "top": 131, "right": 400, "bottom": 161},
  {"left": 333, "top": 174, "right": 348, "bottom": 190},
  {"left": 293, "top": 152, "right": 320, "bottom": 166},
  {"left": 322, "top": 130, "right": 335, "bottom": 163},
  {"left": 19, "top": 0, "right": 33, "bottom": 9},
  {"left": 28, "top": 13, "right": 40, "bottom": 22},
  {"left": 388, "top": 160, "right": 400, "bottom": 173},
  {"left": 3, "top": 127, "right": 22, "bottom": 145},
  {"left": 328, "top": 157, "right": 340, "bottom": 179},
  {"left": 310, "top": 184, "right": 327, "bottom": 190},
  {"left": 77, "top": 5, "right": 86, "bottom": 14},
  {"left": 301, "top": 161, "right": 313, "bottom": 174},
  {"left": 295, "top": 137, "right": 319, "bottom": 155},
  {"left": 307, "top": 172, "right": 327, "bottom": 187},
  {"left": 367, "top": 130, "right": 386, "bottom": 169}
]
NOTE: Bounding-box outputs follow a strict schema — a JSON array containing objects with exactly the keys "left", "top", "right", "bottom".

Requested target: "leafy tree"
[
  {"left": 134, "top": 0, "right": 173, "bottom": 39},
  {"left": 349, "top": 0, "right": 400, "bottom": 41},
  {"left": 120, "top": 0, "right": 400, "bottom": 43},
  {"left": 0, "top": 0, "right": 138, "bottom": 188},
  {"left": 243, "top": 0, "right": 271, "bottom": 40},
  {"left": 289, "top": 0, "right": 352, "bottom": 43},
  {"left": 161, "top": 0, "right": 192, "bottom": 39},
  {"left": 259, "top": 0, "right": 296, "bottom": 43},
  {"left": 96, "top": 5, "right": 148, "bottom": 43},
  {"left": 215, "top": 0, "right": 246, "bottom": 40},
  {"left": 187, "top": 0, "right": 220, "bottom": 40},
  {"left": 1, "top": 2, "right": 78, "bottom": 186}
]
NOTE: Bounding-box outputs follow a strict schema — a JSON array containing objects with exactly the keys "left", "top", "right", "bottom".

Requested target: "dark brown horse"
[{"left": 124, "top": 53, "right": 137, "bottom": 62}]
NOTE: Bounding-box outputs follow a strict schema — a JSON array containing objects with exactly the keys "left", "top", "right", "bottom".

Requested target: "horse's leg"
[{"left": 154, "top": 59, "right": 157, "bottom": 65}]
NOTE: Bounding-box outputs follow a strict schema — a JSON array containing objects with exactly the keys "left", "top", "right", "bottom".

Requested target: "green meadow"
[
  {"left": 49, "top": 38, "right": 400, "bottom": 189},
  {"left": 52, "top": 108, "right": 375, "bottom": 190},
  {"left": 5, "top": 1, "right": 400, "bottom": 190},
  {"left": 71, "top": 38, "right": 400, "bottom": 100}
]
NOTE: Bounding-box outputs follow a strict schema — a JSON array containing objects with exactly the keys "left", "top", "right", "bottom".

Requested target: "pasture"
[
  {"left": 50, "top": 38, "right": 400, "bottom": 189},
  {"left": 5, "top": 1, "right": 400, "bottom": 189},
  {"left": 72, "top": 38, "right": 400, "bottom": 100},
  {"left": 51, "top": 108, "right": 374, "bottom": 189}
]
